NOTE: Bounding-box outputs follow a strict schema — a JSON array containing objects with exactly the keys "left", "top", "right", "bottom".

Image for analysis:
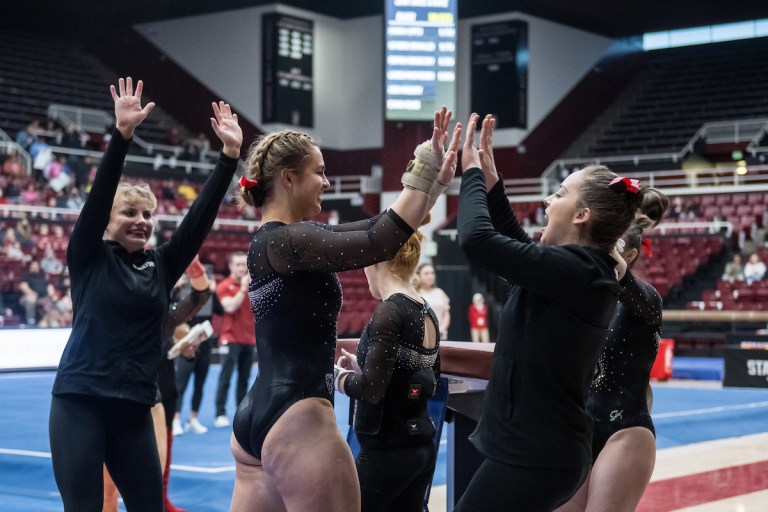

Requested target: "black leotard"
[
  {"left": 587, "top": 270, "right": 660, "bottom": 461},
  {"left": 345, "top": 293, "right": 440, "bottom": 448},
  {"left": 232, "top": 210, "right": 414, "bottom": 458}
]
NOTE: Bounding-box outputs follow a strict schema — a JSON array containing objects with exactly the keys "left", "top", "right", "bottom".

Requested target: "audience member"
[
  {"left": 15, "top": 121, "right": 39, "bottom": 152},
  {"left": 40, "top": 245, "right": 65, "bottom": 275},
  {"left": 18, "top": 260, "right": 49, "bottom": 325},
  {"left": 744, "top": 253, "right": 766, "bottom": 285},
  {"left": 722, "top": 253, "right": 745, "bottom": 282}
]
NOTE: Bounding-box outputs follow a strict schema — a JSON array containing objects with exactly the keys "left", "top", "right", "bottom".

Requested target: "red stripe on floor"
[{"left": 637, "top": 460, "right": 768, "bottom": 511}]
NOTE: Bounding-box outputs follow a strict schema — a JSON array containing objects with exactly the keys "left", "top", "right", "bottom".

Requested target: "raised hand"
[
  {"left": 435, "top": 121, "right": 462, "bottom": 188},
  {"left": 478, "top": 114, "right": 499, "bottom": 190},
  {"left": 432, "top": 106, "right": 453, "bottom": 154},
  {"left": 109, "top": 77, "right": 155, "bottom": 141},
  {"left": 210, "top": 101, "right": 243, "bottom": 159},
  {"left": 461, "top": 113, "right": 482, "bottom": 172}
]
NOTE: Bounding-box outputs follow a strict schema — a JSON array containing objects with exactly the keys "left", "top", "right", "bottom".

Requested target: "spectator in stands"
[
  {"left": 1, "top": 151, "right": 23, "bottom": 176},
  {"left": 416, "top": 263, "right": 451, "bottom": 340},
  {"left": 15, "top": 121, "right": 39, "bottom": 152},
  {"left": 555, "top": 188, "right": 669, "bottom": 512},
  {"left": 15, "top": 217, "right": 34, "bottom": 249},
  {"left": 20, "top": 182, "right": 41, "bottom": 204},
  {"left": 66, "top": 187, "right": 85, "bottom": 209},
  {"left": 30, "top": 136, "right": 53, "bottom": 183},
  {"left": 709, "top": 208, "right": 728, "bottom": 235},
  {"left": 722, "top": 253, "right": 745, "bottom": 282},
  {"left": 744, "top": 253, "right": 766, "bottom": 285},
  {"left": 335, "top": 215, "right": 441, "bottom": 512},
  {"left": 454, "top": 113, "right": 641, "bottom": 512},
  {"left": 227, "top": 107, "right": 459, "bottom": 512},
  {"left": 18, "top": 260, "right": 49, "bottom": 325},
  {"left": 327, "top": 208, "right": 340, "bottom": 225},
  {"left": 40, "top": 245, "right": 64, "bottom": 275},
  {"left": 45, "top": 154, "right": 72, "bottom": 193},
  {"left": 60, "top": 123, "right": 82, "bottom": 150},
  {"left": 48, "top": 77, "right": 243, "bottom": 512},
  {"left": 4, "top": 177, "right": 22, "bottom": 201},
  {"left": 177, "top": 180, "right": 198, "bottom": 202},
  {"left": 1, "top": 227, "right": 29, "bottom": 262},
  {"left": 167, "top": 126, "right": 182, "bottom": 146}
]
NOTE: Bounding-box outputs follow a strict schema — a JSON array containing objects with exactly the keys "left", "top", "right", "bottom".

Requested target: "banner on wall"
[
  {"left": 262, "top": 13, "right": 314, "bottom": 127},
  {"left": 470, "top": 20, "right": 528, "bottom": 129}
]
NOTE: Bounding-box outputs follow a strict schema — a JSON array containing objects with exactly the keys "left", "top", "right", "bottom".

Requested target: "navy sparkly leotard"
[
  {"left": 232, "top": 210, "right": 413, "bottom": 458},
  {"left": 587, "top": 270, "right": 661, "bottom": 462}
]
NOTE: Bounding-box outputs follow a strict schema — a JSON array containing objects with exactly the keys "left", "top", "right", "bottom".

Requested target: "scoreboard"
[
  {"left": 262, "top": 13, "right": 314, "bottom": 127},
  {"left": 385, "top": 0, "right": 458, "bottom": 121}
]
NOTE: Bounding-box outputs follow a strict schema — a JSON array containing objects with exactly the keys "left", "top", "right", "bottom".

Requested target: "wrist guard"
[{"left": 401, "top": 140, "right": 444, "bottom": 194}]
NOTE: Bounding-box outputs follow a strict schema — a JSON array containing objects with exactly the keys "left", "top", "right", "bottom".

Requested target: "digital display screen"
[
  {"left": 385, "top": 0, "right": 457, "bottom": 121},
  {"left": 262, "top": 13, "right": 314, "bottom": 127},
  {"left": 471, "top": 20, "right": 528, "bottom": 129}
]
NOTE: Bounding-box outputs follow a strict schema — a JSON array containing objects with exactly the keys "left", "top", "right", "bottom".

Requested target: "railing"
[
  {"left": 541, "top": 118, "right": 768, "bottom": 196},
  {"left": 47, "top": 103, "right": 221, "bottom": 162}
]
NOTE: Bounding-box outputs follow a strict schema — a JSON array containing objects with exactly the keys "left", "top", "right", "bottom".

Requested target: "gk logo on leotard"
[{"left": 609, "top": 409, "right": 623, "bottom": 421}]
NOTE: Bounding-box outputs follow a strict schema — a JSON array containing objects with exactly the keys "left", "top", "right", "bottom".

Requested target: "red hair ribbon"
[
  {"left": 641, "top": 237, "right": 653, "bottom": 258},
  {"left": 238, "top": 176, "right": 259, "bottom": 189},
  {"left": 609, "top": 176, "right": 640, "bottom": 194}
]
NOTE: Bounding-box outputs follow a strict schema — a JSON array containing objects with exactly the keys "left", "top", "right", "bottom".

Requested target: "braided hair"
[{"left": 240, "top": 130, "right": 319, "bottom": 208}]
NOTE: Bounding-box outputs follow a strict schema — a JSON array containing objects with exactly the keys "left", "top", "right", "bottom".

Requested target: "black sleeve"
[
  {"left": 163, "top": 288, "right": 213, "bottom": 339},
  {"left": 458, "top": 168, "right": 595, "bottom": 296},
  {"left": 211, "top": 292, "right": 224, "bottom": 315},
  {"left": 618, "top": 270, "right": 663, "bottom": 326},
  {"left": 159, "top": 154, "right": 239, "bottom": 288},
  {"left": 266, "top": 209, "right": 414, "bottom": 275},
  {"left": 486, "top": 176, "right": 532, "bottom": 243},
  {"left": 343, "top": 300, "right": 402, "bottom": 404},
  {"left": 66, "top": 128, "right": 130, "bottom": 275},
  {"left": 305, "top": 212, "right": 387, "bottom": 233}
]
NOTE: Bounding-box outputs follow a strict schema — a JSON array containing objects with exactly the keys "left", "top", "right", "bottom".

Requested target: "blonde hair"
[
  {"left": 240, "top": 130, "right": 319, "bottom": 207},
  {"left": 114, "top": 182, "right": 157, "bottom": 212},
  {"left": 390, "top": 214, "right": 431, "bottom": 280}
]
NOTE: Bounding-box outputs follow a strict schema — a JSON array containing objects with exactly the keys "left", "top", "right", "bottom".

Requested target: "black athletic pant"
[
  {"left": 356, "top": 441, "right": 436, "bottom": 512},
  {"left": 454, "top": 458, "right": 589, "bottom": 512},
  {"left": 215, "top": 343, "right": 254, "bottom": 417},
  {"left": 49, "top": 394, "right": 163, "bottom": 512},
  {"left": 175, "top": 338, "right": 212, "bottom": 414}
]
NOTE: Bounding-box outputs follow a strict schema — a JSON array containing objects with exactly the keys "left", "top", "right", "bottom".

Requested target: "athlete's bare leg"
[{"left": 229, "top": 398, "right": 360, "bottom": 512}]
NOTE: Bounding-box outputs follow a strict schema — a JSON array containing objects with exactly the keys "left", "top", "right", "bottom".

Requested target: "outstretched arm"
[
  {"left": 163, "top": 101, "right": 243, "bottom": 285},
  {"left": 389, "top": 106, "right": 460, "bottom": 229},
  {"left": 68, "top": 77, "right": 155, "bottom": 273}
]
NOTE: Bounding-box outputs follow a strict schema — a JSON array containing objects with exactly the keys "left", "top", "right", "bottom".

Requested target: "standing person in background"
[
  {"left": 228, "top": 107, "right": 460, "bottom": 512},
  {"left": 468, "top": 292, "right": 490, "bottom": 343},
  {"left": 555, "top": 188, "right": 669, "bottom": 512},
  {"left": 48, "top": 77, "right": 242, "bottom": 512},
  {"left": 173, "top": 264, "right": 223, "bottom": 436},
  {"left": 416, "top": 263, "right": 451, "bottom": 340},
  {"left": 335, "top": 215, "right": 442, "bottom": 512},
  {"left": 213, "top": 251, "right": 255, "bottom": 428},
  {"left": 455, "top": 113, "right": 641, "bottom": 511}
]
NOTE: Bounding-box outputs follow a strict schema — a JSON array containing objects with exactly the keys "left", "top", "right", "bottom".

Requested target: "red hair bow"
[
  {"left": 641, "top": 237, "right": 653, "bottom": 258},
  {"left": 238, "top": 176, "right": 259, "bottom": 189},
  {"left": 609, "top": 177, "right": 640, "bottom": 194}
]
